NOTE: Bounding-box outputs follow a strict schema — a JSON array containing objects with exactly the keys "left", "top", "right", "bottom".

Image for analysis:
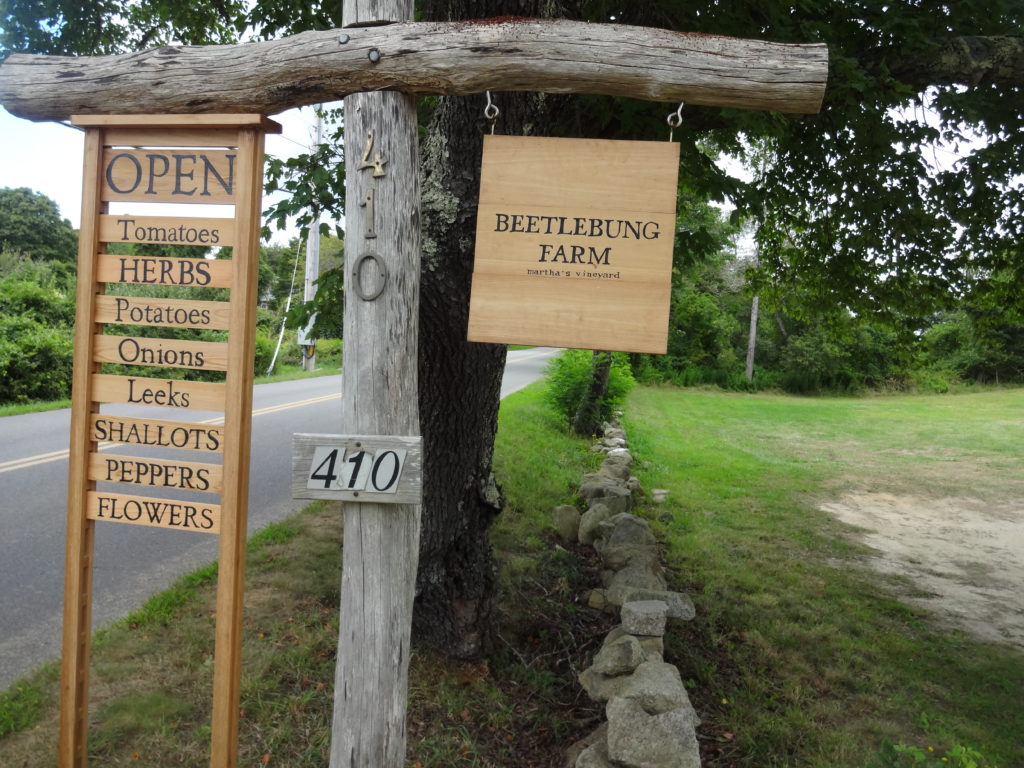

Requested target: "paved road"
[{"left": 0, "top": 346, "right": 559, "bottom": 689}]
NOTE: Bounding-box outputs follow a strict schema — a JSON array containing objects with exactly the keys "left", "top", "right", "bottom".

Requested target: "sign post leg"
[
  {"left": 210, "top": 125, "right": 266, "bottom": 768},
  {"left": 59, "top": 125, "right": 105, "bottom": 768}
]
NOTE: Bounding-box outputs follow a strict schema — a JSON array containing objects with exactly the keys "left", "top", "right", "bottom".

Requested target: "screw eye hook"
[
  {"left": 667, "top": 101, "right": 684, "bottom": 141},
  {"left": 484, "top": 91, "right": 500, "bottom": 134}
]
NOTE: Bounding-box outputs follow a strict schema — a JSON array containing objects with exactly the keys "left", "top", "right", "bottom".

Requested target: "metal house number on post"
[
  {"left": 355, "top": 126, "right": 389, "bottom": 301},
  {"left": 352, "top": 253, "right": 388, "bottom": 301}
]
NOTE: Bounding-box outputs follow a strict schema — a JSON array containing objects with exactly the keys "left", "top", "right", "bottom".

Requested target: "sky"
[{"left": 0, "top": 105, "right": 335, "bottom": 244}]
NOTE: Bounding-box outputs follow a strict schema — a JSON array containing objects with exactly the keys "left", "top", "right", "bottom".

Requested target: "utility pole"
[{"left": 301, "top": 109, "right": 323, "bottom": 371}]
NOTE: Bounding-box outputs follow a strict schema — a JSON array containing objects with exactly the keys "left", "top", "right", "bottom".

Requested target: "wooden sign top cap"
[{"left": 71, "top": 113, "right": 283, "bottom": 133}]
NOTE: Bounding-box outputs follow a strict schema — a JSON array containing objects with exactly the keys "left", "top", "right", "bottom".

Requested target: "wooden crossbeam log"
[{"left": 0, "top": 19, "right": 828, "bottom": 122}]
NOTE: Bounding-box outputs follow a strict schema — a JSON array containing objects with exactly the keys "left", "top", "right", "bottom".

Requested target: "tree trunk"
[
  {"left": 571, "top": 351, "right": 613, "bottom": 436},
  {"left": 745, "top": 294, "right": 759, "bottom": 381},
  {"left": 775, "top": 309, "right": 789, "bottom": 341},
  {"left": 414, "top": 0, "right": 563, "bottom": 658}
]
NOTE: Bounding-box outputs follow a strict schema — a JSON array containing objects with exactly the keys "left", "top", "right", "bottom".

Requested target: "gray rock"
[
  {"left": 592, "top": 634, "right": 644, "bottom": 676},
  {"left": 578, "top": 664, "right": 618, "bottom": 702},
  {"left": 598, "top": 486, "right": 633, "bottom": 515},
  {"left": 599, "top": 455, "right": 633, "bottom": 482},
  {"left": 581, "top": 661, "right": 692, "bottom": 715},
  {"left": 566, "top": 723, "right": 608, "bottom": 768},
  {"left": 602, "top": 514, "right": 657, "bottom": 551},
  {"left": 650, "top": 488, "right": 670, "bottom": 504},
  {"left": 623, "top": 661, "right": 693, "bottom": 715},
  {"left": 576, "top": 738, "right": 615, "bottom": 768},
  {"left": 606, "top": 559, "right": 668, "bottom": 592},
  {"left": 579, "top": 502, "right": 613, "bottom": 545},
  {"left": 621, "top": 600, "right": 668, "bottom": 637},
  {"left": 598, "top": 534, "right": 661, "bottom": 569},
  {"left": 605, "top": 626, "right": 665, "bottom": 659},
  {"left": 553, "top": 504, "right": 581, "bottom": 544},
  {"left": 577, "top": 473, "right": 630, "bottom": 514},
  {"left": 591, "top": 443, "right": 611, "bottom": 454},
  {"left": 602, "top": 626, "right": 628, "bottom": 646},
  {"left": 602, "top": 436, "right": 628, "bottom": 449},
  {"left": 588, "top": 588, "right": 609, "bottom": 612},
  {"left": 604, "top": 427, "right": 628, "bottom": 441},
  {"left": 605, "top": 587, "right": 696, "bottom": 621},
  {"left": 580, "top": 484, "right": 632, "bottom": 517},
  {"left": 606, "top": 697, "right": 701, "bottom": 768},
  {"left": 579, "top": 473, "right": 625, "bottom": 501},
  {"left": 607, "top": 447, "right": 632, "bottom": 460}
]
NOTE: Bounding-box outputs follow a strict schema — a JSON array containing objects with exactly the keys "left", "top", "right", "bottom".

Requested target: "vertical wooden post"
[
  {"left": 210, "top": 124, "right": 267, "bottom": 768},
  {"left": 59, "top": 125, "right": 105, "bottom": 768},
  {"left": 330, "top": 0, "right": 421, "bottom": 765}
]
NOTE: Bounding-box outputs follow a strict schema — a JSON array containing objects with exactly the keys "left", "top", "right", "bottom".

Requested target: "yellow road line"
[
  {"left": 0, "top": 392, "right": 342, "bottom": 475},
  {"left": 0, "top": 448, "right": 68, "bottom": 471}
]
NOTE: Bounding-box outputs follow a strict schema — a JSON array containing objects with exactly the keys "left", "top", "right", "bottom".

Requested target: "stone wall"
[{"left": 555, "top": 417, "right": 701, "bottom": 768}]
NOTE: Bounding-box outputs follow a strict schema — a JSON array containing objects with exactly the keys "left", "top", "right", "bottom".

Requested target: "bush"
[
  {"left": 543, "top": 349, "right": 635, "bottom": 426},
  {"left": 0, "top": 277, "right": 76, "bottom": 326},
  {"left": 0, "top": 317, "right": 73, "bottom": 403},
  {"left": 253, "top": 329, "right": 275, "bottom": 375},
  {"left": 315, "top": 338, "right": 342, "bottom": 366}
]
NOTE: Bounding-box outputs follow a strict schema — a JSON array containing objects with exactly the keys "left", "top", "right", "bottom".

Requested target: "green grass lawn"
[
  {"left": 624, "top": 385, "right": 1024, "bottom": 767},
  {"left": 1, "top": 383, "right": 1021, "bottom": 767}
]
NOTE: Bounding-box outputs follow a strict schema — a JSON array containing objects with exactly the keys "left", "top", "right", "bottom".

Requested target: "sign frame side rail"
[{"left": 292, "top": 433, "right": 423, "bottom": 506}]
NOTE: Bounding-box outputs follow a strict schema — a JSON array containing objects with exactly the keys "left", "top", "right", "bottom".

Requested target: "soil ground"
[{"left": 821, "top": 492, "right": 1024, "bottom": 651}]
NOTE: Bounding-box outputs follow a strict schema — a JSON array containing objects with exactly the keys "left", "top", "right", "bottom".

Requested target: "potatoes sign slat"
[{"left": 61, "top": 114, "right": 279, "bottom": 768}]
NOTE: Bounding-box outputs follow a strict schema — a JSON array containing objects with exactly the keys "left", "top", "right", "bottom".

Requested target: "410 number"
[{"left": 307, "top": 445, "right": 406, "bottom": 494}]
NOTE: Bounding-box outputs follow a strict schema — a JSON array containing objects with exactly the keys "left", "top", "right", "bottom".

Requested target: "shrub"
[
  {"left": 543, "top": 349, "right": 635, "bottom": 426},
  {"left": 0, "top": 317, "right": 73, "bottom": 403}
]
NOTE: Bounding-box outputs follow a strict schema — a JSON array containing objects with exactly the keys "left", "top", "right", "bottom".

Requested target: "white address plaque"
[{"left": 292, "top": 433, "right": 422, "bottom": 505}]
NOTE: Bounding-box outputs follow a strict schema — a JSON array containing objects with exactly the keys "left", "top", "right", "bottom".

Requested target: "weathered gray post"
[{"left": 332, "top": 0, "right": 421, "bottom": 765}]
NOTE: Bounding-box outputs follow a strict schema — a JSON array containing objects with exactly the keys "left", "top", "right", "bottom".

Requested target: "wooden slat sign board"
[
  {"left": 468, "top": 135, "right": 680, "bottom": 354},
  {"left": 60, "top": 114, "right": 279, "bottom": 768}
]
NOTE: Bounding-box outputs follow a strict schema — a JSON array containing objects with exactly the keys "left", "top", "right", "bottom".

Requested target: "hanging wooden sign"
[
  {"left": 61, "top": 113, "right": 280, "bottom": 768},
  {"left": 468, "top": 135, "right": 680, "bottom": 354}
]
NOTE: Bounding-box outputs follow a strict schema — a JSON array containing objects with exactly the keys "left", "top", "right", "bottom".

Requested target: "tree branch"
[
  {"left": 0, "top": 18, "right": 828, "bottom": 121},
  {"left": 883, "top": 35, "right": 1024, "bottom": 90}
]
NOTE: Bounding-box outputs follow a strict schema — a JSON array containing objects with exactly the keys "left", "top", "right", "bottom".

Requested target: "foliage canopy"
[
  {"left": 0, "top": 187, "right": 77, "bottom": 265},
  {"left": 4, "top": 2, "right": 1021, "bottom": 324}
]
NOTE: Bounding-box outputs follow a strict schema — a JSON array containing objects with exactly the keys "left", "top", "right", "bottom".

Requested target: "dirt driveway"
[{"left": 821, "top": 492, "right": 1024, "bottom": 651}]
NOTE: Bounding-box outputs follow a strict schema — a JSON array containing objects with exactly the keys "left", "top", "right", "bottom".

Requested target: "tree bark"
[
  {"left": 0, "top": 19, "right": 828, "bottom": 122},
  {"left": 571, "top": 351, "right": 613, "bottom": 437},
  {"left": 413, "top": 0, "right": 565, "bottom": 659},
  {"left": 883, "top": 35, "right": 1024, "bottom": 90},
  {"left": 745, "top": 295, "right": 759, "bottom": 382}
]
